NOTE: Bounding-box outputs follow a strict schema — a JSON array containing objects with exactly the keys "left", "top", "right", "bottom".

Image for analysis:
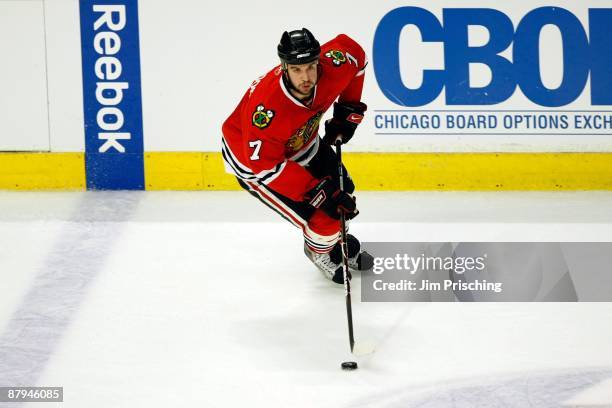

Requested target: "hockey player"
[{"left": 221, "top": 28, "right": 373, "bottom": 283}]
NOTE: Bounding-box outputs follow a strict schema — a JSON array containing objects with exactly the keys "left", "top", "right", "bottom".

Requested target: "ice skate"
[{"left": 304, "top": 234, "right": 374, "bottom": 284}]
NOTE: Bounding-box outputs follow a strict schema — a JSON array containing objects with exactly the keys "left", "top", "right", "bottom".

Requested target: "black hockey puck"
[{"left": 341, "top": 361, "right": 358, "bottom": 370}]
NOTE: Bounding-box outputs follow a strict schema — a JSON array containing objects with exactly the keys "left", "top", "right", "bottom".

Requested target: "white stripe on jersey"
[
  {"left": 221, "top": 137, "right": 256, "bottom": 180},
  {"left": 292, "top": 137, "right": 320, "bottom": 166},
  {"left": 255, "top": 161, "right": 287, "bottom": 185},
  {"left": 222, "top": 147, "right": 257, "bottom": 180},
  {"left": 356, "top": 60, "right": 368, "bottom": 77}
]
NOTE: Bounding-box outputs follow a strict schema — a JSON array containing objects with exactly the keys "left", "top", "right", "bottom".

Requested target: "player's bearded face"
[{"left": 287, "top": 60, "right": 318, "bottom": 98}]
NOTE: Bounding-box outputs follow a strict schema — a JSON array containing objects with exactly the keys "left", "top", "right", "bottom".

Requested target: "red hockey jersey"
[{"left": 221, "top": 34, "right": 366, "bottom": 202}]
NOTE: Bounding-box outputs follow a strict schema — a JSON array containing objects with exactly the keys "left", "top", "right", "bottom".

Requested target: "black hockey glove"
[
  {"left": 304, "top": 176, "right": 358, "bottom": 220},
  {"left": 323, "top": 101, "right": 367, "bottom": 145}
]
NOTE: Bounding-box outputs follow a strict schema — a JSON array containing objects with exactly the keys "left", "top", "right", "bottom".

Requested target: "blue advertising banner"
[
  {"left": 373, "top": 7, "right": 612, "bottom": 108},
  {"left": 371, "top": 6, "right": 612, "bottom": 139},
  {"left": 79, "top": 0, "right": 144, "bottom": 190}
]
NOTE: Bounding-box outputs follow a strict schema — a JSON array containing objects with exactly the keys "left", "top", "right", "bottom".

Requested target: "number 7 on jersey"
[{"left": 249, "top": 140, "right": 262, "bottom": 160}]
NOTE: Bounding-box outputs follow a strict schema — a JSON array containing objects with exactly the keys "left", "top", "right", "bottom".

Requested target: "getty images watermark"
[
  {"left": 360, "top": 243, "right": 612, "bottom": 302},
  {"left": 371, "top": 251, "right": 502, "bottom": 293}
]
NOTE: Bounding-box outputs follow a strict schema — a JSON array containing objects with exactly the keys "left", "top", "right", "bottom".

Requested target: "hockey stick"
[
  {"left": 335, "top": 139, "right": 355, "bottom": 353},
  {"left": 335, "top": 139, "right": 376, "bottom": 358}
]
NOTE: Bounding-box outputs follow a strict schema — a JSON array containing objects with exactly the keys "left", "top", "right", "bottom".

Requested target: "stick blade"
[{"left": 352, "top": 341, "right": 376, "bottom": 356}]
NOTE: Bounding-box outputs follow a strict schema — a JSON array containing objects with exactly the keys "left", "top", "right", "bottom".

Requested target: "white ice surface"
[
  {"left": 0, "top": 191, "right": 611, "bottom": 408},
  {"left": 564, "top": 378, "right": 612, "bottom": 406}
]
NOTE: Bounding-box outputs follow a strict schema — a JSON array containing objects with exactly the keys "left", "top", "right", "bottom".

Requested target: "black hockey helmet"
[{"left": 277, "top": 28, "right": 321, "bottom": 68}]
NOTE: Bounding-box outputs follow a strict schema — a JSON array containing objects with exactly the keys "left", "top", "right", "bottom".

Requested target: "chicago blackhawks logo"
[
  {"left": 252, "top": 104, "right": 275, "bottom": 129},
  {"left": 286, "top": 112, "right": 323, "bottom": 153},
  {"left": 325, "top": 50, "right": 347, "bottom": 66}
]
